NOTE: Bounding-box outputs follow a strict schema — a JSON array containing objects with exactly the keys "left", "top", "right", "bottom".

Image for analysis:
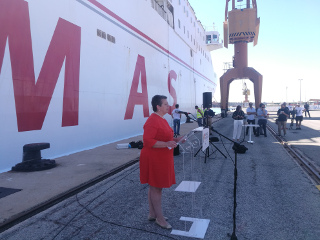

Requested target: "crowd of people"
[{"left": 231, "top": 102, "right": 310, "bottom": 140}]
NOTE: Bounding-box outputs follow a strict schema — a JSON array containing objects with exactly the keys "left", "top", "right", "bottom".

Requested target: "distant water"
[{"left": 212, "top": 107, "right": 221, "bottom": 114}]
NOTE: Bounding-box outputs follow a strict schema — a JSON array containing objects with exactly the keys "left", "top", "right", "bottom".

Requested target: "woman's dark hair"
[
  {"left": 151, "top": 95, "right": 167, "bottom": 112},
  {"left": 175, "top": 104, "right": 179, "bottom": 108},
  {"left": 259, "top": 103, "right": 264, "bottom": 107},
  {"left": 236, "top": 105, "right": 241, "bottom": 111}
]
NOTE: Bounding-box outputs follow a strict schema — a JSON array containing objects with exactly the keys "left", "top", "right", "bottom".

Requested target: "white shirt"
[
  {"left": 246, "top": 107, "right": 256, "bottom": 120},
  {"left": 295, "top": 107, "right": 304, "bottom": 116},
  {"left": 171, "top": 109, "right": 181, "bottom": 119}
]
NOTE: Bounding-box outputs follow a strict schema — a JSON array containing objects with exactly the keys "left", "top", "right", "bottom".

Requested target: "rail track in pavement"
[{"left": 267, "top": 124, "right": 320, "bottom": 188}]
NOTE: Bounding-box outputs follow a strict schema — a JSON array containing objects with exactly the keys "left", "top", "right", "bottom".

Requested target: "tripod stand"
[
  {"left": 194, "top": 114, "right": 227, "bottom": 163},
  {"left": 193, "top": 137, "right": 227, "bottom": 163},
  {"left": 210, "top": 127, "right": 247, "bottom": 240}
]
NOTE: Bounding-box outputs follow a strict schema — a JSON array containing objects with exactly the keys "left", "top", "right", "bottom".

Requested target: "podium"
[{"left": 171, "top": 130, "right": 210, "bottom": 238}]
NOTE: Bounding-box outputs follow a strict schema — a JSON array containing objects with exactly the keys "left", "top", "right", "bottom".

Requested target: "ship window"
[
  {"left": 206, "top": 35, "right": 212, "bottom": 44},
  {"left": 107, "top": 34, "right": 115, "bottom": 43},
  {"left": 97, "top": 29, "right": 102, "bottom": 37},
  {"left": 178, "top": 19, "right": 181, "bottom": 28},
  {"left": 213, "top": 34, "right": 218, "bottom": 41},
  {"left": 191, "top": 35, "right": 192, "bottom": 41},
  {"left": 187, "top": 31, "right": 189, "bottom": 38},
  {"left": 190, "top": 49, "right": 193, "bottom": 57},
  {"left": 97, "top": 29, "right": 107, "bottom": 40},
  {"left": 179, "top": 0, "right": 181, "bottom": 5}
]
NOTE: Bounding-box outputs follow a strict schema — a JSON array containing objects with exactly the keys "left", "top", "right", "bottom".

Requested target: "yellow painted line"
[{"left": 317, "top": 185, "right": 320, "bottom": 191}]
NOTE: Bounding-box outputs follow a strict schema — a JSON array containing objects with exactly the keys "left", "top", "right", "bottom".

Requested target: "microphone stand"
[
  {"left": 178, "top": 111, "right": 197, "bottom": 123},
  {"left": 194, "top": 114, "right": 227, "bottom": 163},
  {"left": 210, "top": 127, "right": 242, "bottom": 240}
]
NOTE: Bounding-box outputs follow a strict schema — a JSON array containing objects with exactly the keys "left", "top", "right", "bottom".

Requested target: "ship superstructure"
[{"left": 0, "top": 0, "right": 222, "bottom": 171}]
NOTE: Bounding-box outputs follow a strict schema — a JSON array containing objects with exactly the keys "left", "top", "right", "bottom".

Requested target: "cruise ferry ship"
[{"left": 0, "top": 0, "right": 222, "bottom": 172}]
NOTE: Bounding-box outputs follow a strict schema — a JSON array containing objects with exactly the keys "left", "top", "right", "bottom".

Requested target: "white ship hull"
[{"left": 0, "top": 0, "right": 219, "bottom": 172}]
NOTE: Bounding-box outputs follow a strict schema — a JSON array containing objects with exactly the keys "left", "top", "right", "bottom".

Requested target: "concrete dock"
[{"left": 1, "top": 111, "right": 320, "bottom": 239}]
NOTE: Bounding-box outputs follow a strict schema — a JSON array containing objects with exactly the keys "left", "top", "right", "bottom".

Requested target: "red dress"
[{"left": 140, "top": 113, "right": 176, "bottom": 188}]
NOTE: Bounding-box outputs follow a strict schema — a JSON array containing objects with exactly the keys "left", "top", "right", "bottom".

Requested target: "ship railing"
[
  {"left": 151, "top": 0, "right": 166, "bottom": 20},
  {"left": 223, "top": 62, "right": 233, "bottom": 73},
  {"left": 234, "top": 2, "right": 253, "bottom": 10},
  {"left": 151, "top": 0, "right": 174, "bottom": 28}
]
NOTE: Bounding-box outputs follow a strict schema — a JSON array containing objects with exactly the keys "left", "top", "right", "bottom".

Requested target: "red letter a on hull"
[
  {"left": 0, "top": 0, "right": 81, "bottom": 132},
  {"left": 124, "top": 55, "right": 149, "bottom": 120}
]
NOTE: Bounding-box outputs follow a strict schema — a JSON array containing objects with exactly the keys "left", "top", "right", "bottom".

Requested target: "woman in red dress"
[{"left": 140, "top": 95, "right": 179, "bottom": 229}]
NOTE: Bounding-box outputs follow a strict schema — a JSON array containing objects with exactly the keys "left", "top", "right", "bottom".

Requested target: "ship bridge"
[{"left": 205, "top": 26, "right": 223, "bottom": 51}]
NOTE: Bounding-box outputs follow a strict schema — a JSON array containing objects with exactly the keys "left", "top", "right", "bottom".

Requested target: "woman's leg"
[
  {"left": 149, "top": 186, "right": 167, "bottom": 224},
  {"left": 237, "top": 120, "right": 243, "bottom": 140},
  {"left": 148, "top": 187, "right": 155, "bottom": 218},
  {"left": 233, "top": 120, "right": 238, "bottom": 140}
]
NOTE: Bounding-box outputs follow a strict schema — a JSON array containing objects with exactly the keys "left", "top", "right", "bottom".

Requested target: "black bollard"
[{"left": 12, "top": 143, "right": 56, "bottom": 172}]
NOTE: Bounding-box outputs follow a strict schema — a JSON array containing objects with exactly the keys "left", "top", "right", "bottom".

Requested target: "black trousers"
[
  {"left": 305, "top": 109, "right": 310, "bottom": 117},
  {"left": 246, "top": 119, "right": 256, "bottom": 135}
]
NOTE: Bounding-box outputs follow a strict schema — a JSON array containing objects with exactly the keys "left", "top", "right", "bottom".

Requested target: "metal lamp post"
[{"left": 298, "top": 79, "right": 303, "bottom": 104}]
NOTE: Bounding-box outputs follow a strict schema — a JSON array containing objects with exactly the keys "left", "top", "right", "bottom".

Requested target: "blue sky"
[{"left": 189, "top": 0, "right": 320, "bottom": 104}]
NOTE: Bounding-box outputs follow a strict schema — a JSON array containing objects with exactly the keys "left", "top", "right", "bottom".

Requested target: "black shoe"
[
  {"left": 264, "top": 135, "right": 267, "bottom": 137},
  {"left": 255, "top": 134, "right": 259, "bottom": 137}
]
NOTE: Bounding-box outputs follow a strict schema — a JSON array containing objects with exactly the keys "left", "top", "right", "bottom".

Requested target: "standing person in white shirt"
[
  {"left": 171, "top": 104, "right": 181, "bottom": 137},
  {"left": 246, "top": 102, "right": 256, "bottom": 136},
  {"left": 295, "top": 104, "right": 305, "bottom": 130}
]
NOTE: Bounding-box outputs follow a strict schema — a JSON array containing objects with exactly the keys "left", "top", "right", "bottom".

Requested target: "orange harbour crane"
[{"left": 220, "top": 0, "right": 262, "bottom": 116}]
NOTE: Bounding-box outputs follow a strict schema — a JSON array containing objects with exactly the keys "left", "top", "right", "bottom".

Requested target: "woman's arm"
[{"left": 152, "top": 141, "right": 177, "bottom": 148}]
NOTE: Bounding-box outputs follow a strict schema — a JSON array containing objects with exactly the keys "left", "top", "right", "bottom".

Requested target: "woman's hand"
[
  {"left": 166, "top": 141, "right": 177, "bottom": 148},
  {"left": 174, "top": 136, "right": 186, "bottom": 144}
]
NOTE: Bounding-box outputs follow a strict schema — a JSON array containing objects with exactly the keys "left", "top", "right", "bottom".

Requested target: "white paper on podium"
[{"left": 192, "top": 127, "right": 204, "bottom": 132}]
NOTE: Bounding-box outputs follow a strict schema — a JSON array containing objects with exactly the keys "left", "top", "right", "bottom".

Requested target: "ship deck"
[{"left": 1, "top": 111, "right": 320, "bottom": 239}]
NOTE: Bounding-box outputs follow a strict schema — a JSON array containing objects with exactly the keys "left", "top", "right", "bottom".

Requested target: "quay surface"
[{"left": 1, "top": 111, "right": 320, "bottom": 239}]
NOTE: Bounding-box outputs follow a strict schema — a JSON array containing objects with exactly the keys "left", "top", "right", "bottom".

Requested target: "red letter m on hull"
[{"left": 0, "top": 0, "right": 81, "bottom": 132}]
